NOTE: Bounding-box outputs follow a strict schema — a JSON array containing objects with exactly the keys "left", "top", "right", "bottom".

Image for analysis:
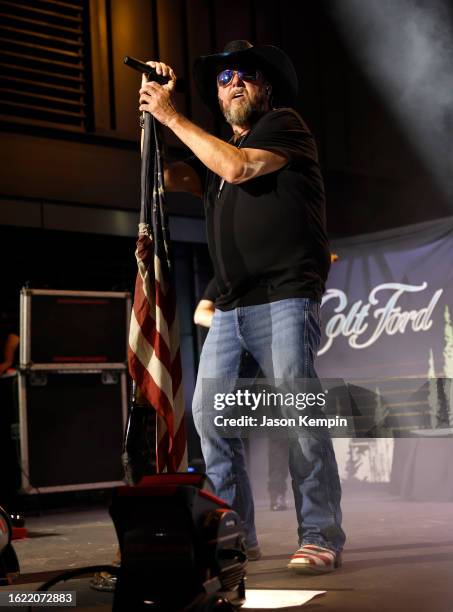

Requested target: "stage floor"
[{"left": 2, "top": 486, "right": 453, "bottom": 611}]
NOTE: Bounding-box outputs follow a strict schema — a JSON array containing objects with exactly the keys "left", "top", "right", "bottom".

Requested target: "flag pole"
[
  {"left": 140, "top": 111, "right": 155, "bottom": 225},
  {"left": 122, "top": 110, "right": 157, "bottom": 484},
  {"left": 124, "top": 58, "right": 188, "bottom": 479}
]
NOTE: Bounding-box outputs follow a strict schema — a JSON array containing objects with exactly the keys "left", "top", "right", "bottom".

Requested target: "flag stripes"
[{"left": 128, "top": 118, "right": 187, "bottom": 474}]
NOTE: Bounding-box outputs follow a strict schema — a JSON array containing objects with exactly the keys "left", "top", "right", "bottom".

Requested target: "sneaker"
[
  {"left": 246, "top": 545, "right": 262, "bottom": 561},
  {"left": 288, "top": 544, "right": 341, "bottom": 574}
]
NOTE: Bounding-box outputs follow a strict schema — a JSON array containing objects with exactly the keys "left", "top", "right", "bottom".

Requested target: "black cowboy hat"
[{"left": 193, "top": 40, "right": 298, "bottom": 111}]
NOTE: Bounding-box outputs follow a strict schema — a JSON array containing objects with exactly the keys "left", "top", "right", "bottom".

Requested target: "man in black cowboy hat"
[{"left": 139, "top": 40, "right": 345, "bottom": 573}]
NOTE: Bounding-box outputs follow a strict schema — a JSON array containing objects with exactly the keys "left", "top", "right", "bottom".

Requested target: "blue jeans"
[{"left": 192, "top": 298, "right": 345, "bottom": 552}]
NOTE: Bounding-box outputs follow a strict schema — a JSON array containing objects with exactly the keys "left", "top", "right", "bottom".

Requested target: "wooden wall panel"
[
  {"left": 89, "top": 0, "right": 112, "bottom": 133},
  {"left": 213, "top": 0, "right": 253, "bottom": 51},
  {"left": 155, "top": 0, "right": 187, "bottom": 147},
  {"left": 185, "top": 0, "right": 215, "bottom": 132},
  {"left": 156, "top": 0, "right": 186, "bottom": 111},
  {"left": 253, "top": 0, "right": 280, "bottom": 45},
  {"left": 110, "top": 0, "right": 154, "bottom": 140},
  {"left": 0, "top": 132, "right": 140, "bottom": 210},
  {"left": 0, "top": 0, "right": 449, "bottom": 233}
]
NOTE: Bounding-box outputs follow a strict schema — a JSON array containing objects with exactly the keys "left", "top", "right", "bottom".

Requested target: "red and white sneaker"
[{"left": 288, "top": 544, "right": 342, "bottom": 574}]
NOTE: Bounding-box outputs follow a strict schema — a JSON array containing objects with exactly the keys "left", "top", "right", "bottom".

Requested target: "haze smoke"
[{"left": 332, "top": 0, "right": 453, "bottom": 199}]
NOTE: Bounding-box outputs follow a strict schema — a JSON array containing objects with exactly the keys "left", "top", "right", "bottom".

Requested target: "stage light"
[
  {"left": 0, "top": 506, "right": 20, "bottom": 586},
  {"left": 109, "top": 474, "right": 247, "bottom": 611}
]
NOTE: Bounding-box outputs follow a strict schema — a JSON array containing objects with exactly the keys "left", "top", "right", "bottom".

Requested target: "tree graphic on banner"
[
  {"left": 427, "top": 348, "right": 437, "bottom": 428},
  {"left": 426, "top": 306, "right": 453, "bottom": 428},
  {"left": 374, "top": 385, "right": 387, "bottom": 433},
  {"left": 436, "top": 379, "right": 450, "bottom": 427},
  {"left": 442, "top": 306, "right": 453, "bottom": 427},
  {"left": 444, "top": 306, "right": 453, "bottom": 378}
]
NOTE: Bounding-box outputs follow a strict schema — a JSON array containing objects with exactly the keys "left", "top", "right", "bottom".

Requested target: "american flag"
[{"left": 128, "top": 114, "right": 187, "bottom": 473}]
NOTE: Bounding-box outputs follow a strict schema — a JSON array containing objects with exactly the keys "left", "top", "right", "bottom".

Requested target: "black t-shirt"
[
  {"left": 192, "top": 108, "right": 331, "bottom": 310},
  {"left": 202, "top": 278, "right": 218, "bottom": 303}
]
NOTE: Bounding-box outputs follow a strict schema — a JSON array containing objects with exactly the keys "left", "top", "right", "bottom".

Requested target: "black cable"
[
  {"left": 37, "top": 564, "right": 118, "bottom": 591},
  {"left": 33, "top": 564, "right": 242, "bottom": 612},
  {"left": 25, "top": 565, "right": 118, "bottom": 612}
]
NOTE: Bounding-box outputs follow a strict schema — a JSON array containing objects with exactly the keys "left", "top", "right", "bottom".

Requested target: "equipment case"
[
  {"left": 17, "top": 288, "right": 131, "bottom": 493},
  {"left": 18, "top": 369, "right": 128, "bottom": 493},
  {"left": 20, "top": 289, "right": 131, "bottom": 370}
]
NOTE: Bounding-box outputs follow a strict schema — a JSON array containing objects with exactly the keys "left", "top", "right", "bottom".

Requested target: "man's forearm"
[
  {"left": 167, "top": 113, "right": 244, "bottom": 183},
  {"left": 138, "top": 73, "right": 275, "bottom": 184}
]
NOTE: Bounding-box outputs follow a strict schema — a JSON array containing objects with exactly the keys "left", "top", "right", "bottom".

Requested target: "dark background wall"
[{"left": 1, "top": 0, "right": 450, "bottom": 234}]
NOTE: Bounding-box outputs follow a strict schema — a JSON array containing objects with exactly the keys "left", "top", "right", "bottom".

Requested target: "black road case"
[{"left": 18, "top": 370, "right": 127, "bottom": 493}]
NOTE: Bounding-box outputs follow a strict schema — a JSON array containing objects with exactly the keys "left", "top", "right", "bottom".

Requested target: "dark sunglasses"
[{"left": 217, "top": 68, "right": 259, "bottom": 87}]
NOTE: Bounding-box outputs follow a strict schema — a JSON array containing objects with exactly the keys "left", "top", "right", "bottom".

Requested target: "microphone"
[{"left": 123, "top": 56, "right": 185, "bottom": 92}]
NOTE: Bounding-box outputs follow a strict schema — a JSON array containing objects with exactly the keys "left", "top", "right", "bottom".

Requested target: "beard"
[{"left": 219, "top": 87, "right": 269, "bottom": 127}]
